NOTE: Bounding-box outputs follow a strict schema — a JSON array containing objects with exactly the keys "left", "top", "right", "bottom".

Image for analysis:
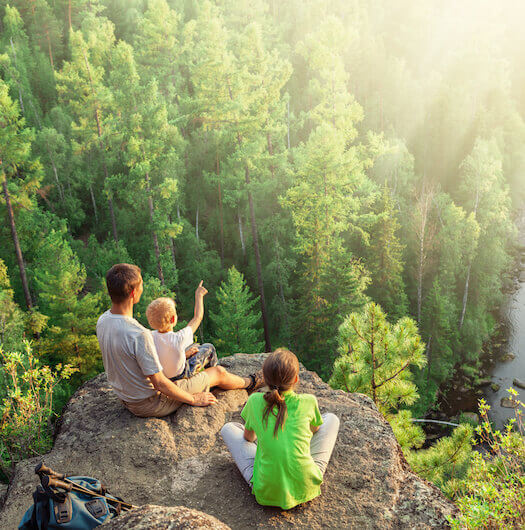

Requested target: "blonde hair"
[{"left": 146, "top": 297, "right": 176, "bottom": 332}]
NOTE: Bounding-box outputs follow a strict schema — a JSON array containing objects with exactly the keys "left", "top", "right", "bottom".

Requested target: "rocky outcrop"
[
  {"left": 0, "top": 354, "right": 457, "bottom": 529},
  {"left": 101, "top": 505, "right": 230, "bottom": 529}
]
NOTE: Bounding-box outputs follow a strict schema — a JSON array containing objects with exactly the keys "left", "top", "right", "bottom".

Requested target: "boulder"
[
  {"left": 101, "top": 505, "right": 230, "bottom": 529},
  {"left": 501, "top": 397, "right": 519, "bottom": 409},
  {"left": 513, "top": 378, "right": 525, "bottom": 390},
  {"left": 491, "top": 383, "right": 501, "bottom": 392},
  {"left": 0, "top": 354, "right": 457, "bottom": 529},
  {"left": 460, "top": 412, "right": 479, "bottom": 425}
]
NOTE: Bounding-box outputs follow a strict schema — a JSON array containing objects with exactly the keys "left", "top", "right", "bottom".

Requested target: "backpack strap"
[{"left": 29, "top": 487, "right": 51, "bottom": 530}]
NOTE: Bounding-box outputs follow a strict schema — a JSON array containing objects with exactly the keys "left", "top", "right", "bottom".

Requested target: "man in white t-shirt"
[{"left": 96, "top": 263, "right": 264, "bottom": 417}]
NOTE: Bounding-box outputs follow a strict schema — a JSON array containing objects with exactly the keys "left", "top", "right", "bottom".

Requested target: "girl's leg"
[
  {"left": 220, "top": 422, "right": 256, "bottom": 484},
  {"left": 310, "top": 413, "right": 340, "bottom": 475}
]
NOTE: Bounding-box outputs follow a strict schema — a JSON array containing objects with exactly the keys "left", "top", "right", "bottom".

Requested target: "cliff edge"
[{"left": 0, "top": 353, "right": 457, "bottom": 529}]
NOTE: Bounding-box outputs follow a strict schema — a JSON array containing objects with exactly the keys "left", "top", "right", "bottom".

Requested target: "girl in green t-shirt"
[{"left": 220, "top": 348, "right": 340, "bottom": 510}]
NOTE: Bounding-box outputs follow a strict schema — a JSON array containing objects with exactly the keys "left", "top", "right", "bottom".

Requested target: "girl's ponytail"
[
  {"left": 261, "top": 348, "right": 300, "bottom": 437},
  {"left": 263, "top": 387, "right": 287, "bottom": 437}
]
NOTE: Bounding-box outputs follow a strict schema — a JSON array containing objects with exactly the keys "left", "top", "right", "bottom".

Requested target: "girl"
[{"left": 221, "top": 348, "right": 340, "bottom": 510}]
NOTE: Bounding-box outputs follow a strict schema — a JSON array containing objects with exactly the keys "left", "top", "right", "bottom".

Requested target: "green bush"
[
  {"left": 450, "top": 393, "right": 525, "bottom": 529},
  {"left": 0, "top": 342, "right": 77, "bottom": 480}
]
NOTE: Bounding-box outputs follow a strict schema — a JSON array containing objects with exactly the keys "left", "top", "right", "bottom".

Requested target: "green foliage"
[
  {"left": 330, "top": 302, "right": 426, "bottom": 413},
  {"left": 0, "top": 342, "right": 77, "bottom": 479},
  {"left": 450, "top": 395, "right": 525, "bottom": 529},
  {"left": 387, "top": 409, "right": 425, "bottom": 452},
  {"left": 407, "top": 423, "right": 475, "bottom": 498},
  {"left": 0, "top": 258, "right": 26, "bottom": 350},
  {"left": 210, "top": 266, "right": 264, "bottom": 356}
]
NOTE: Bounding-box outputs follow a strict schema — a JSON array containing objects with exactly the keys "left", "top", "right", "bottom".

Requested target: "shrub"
[
  {"left": 450, "top": 393, "right": 525, "bottom": 529},
  {"left": 0, "top": 342, "right": 77, "bottom": 479}
]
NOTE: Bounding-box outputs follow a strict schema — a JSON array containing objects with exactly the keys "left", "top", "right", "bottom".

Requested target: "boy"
[{"left": 146, "top": 288, "right": 218, "bottom": 380}]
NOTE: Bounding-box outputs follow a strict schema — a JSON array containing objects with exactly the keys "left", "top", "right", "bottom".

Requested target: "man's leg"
[
  {"left": 220, "top": 422, "right": 256, "bottom": 484},
  {"left": 310, "top": 413, "right": 340, "bottom": 475},
  {"left": 205, "top": 365, "right": 252, "bottom": 390}
]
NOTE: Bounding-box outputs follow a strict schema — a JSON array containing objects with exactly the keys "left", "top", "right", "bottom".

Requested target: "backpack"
[{"left": 19, "top": 474, "right": 127, "bottom": 529}]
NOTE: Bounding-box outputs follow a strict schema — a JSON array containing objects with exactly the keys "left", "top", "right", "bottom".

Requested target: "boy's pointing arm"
[{"left": 188, "top": 280, "right": 208, "bottom": 333}]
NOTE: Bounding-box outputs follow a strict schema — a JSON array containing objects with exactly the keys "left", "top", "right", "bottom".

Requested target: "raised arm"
[
  {"left": 148, "top": 371, "right": 217, "bottom": 407},
  {"left": 187, "top": 280, "right": 208, "bottom": 333}
]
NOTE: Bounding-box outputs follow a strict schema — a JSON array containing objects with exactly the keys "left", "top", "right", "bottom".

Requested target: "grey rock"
[
  {"left": 460, "top": 412, "right": 479, "bottom": 425},
  {"left": 513, "top": 378, "right": 525, "bottom": 390},
  {"left": 101, "top": 505, "right": 230, "bottom": 529},
  {"left": 501, "top": 397, "right": 519, "bottom": 408},
  {"left": 491, "top": 383, "right": 501, "bottom": 392},
  {"left": 0, "top": 483, "right": 7, "bottom": 509},
  {"left": 0, "top": 353, "right": 457, "bottom": 529}
]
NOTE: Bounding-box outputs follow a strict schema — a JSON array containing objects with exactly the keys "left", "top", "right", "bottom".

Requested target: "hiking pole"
[
  {"left": 40, "top": 475, "right": 136, "bottom": 512},
  {"left": 36, "top": 464, "right": 136, "bottom": 511}
]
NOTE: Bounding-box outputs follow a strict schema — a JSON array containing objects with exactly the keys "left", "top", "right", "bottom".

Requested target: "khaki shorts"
[{"left": 123, "top": 371, "right": 210, "bottom": 418}]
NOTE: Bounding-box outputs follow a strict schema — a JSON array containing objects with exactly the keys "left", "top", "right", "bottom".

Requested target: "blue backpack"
[{"left": 19, "top": 472, "right": 129, "bottom": 530}]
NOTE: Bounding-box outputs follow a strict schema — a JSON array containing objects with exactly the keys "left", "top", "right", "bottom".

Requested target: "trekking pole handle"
[
  {"left": 41, "top": 475, "right": 73, "bottom": 491},
  {"left": 35, "top": 462, "right": 65, "bottom": 480}
]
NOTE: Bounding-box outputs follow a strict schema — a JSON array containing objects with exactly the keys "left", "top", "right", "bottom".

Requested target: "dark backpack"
[{"left": 19, "top": 475, "right": 126, "bottom": 529}]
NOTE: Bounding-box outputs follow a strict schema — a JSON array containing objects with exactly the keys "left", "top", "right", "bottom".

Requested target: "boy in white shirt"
[{"left": 146, "top": 287, "right": 218, "bottom": 380}]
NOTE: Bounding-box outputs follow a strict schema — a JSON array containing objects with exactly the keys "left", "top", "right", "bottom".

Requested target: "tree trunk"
[
  {"left": 82, "top": 49, "right": 118, "bottom": 242},
  {"left": 168, "top": 215, "right": 177, "bottom": 270},
  {"left": 426, "top": 335, "right": 432, "bottom": 385},
  {"left": 217, "top": 152, "right": 224, "bottom": 268},
  {"left": 195, "top": 206, "right": 199, "bottom": 241},
  {"left": 44, "top": 26, "right": 54, "bottom": 69},
  {"left": 459, "top": 189, "right": 480, "bottom": 332},
  {"left": 238, "top": 211, "right": 246, "bottom": 256},
  {"left": 145, "top": 172, "right": 164, "bottom": 285},
  {"left": 245, "top": 166, "right": 272, "bottom": 352},
  {"left": 2, "top": 170, "right": 33, "bottom": 310},
  {"left": 287, "top": 98, "right": 291, "bottom": 150},
  {"left": 89, "top": 185, "right": 98, "bottom": 222}
]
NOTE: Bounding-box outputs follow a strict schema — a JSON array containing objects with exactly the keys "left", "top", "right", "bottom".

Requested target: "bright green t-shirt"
[{"left": 241, "top": 390, "right": 324, "bottom": 510}]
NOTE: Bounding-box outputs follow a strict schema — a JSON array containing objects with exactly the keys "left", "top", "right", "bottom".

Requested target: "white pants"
[{"left": 220, "top": 412, "right": 340, "bottom": 484}]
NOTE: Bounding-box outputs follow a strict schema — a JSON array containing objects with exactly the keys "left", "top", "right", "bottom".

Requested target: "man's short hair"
[
  {"left": 105, "top": 263, "right": 142, "bottom": 303},
  {"left": 146, "top": 297, "right": 176, "bottom": 332}
]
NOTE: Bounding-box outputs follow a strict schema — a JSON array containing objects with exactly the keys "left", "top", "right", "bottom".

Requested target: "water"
[{"left": 485, "top": 212, "right": 525, "bottom": 430}]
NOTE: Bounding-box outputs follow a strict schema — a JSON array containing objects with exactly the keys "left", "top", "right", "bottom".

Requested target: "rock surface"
[
  {"left": 101, "top": 504, "right": 230, "bottom": 529},
  {"left": 0, "top": 354, "right": 457, "bottom": 529},
  {"left": 501, "top": 396, "right": 519, "bottom": 408},
  {"left": 513, "top": 378, "right": 525, "bottom": 390}
]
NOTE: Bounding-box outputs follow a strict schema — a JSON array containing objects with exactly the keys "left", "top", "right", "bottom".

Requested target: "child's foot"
[{"left": 246, "top": 370, "right": 265, "bottom": 394}]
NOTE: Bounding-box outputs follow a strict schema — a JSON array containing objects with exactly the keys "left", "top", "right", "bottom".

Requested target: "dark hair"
[
  {"left": 262, "top": 348, "right": 299, "bottom": 437},
  {"left": 105, "top": 263, "right": 142, "bottom": 303}
]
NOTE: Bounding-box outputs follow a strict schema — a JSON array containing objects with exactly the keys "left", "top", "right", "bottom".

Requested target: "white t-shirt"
[
  {"left": 152, "top": 326, "right": 194, "bottom": 378},
  {"left": 96, "top": 310, "right": 163, "bottom": 402}
]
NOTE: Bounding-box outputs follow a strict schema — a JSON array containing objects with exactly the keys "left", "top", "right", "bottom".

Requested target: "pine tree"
[
  {"left": 55, "top": 15, "right": 119, "bottom": 241},
  {"left": 31, "top": 215, "right": 103, "bottom": 381},
  {"left": 108, "top": 40, "right": 183, "bottom": 287},
  {"left": 0, "top": 79, "right": 41, "bottom": 311},
  {"left": 330, "top": 302, "right": 427, "bottom": 413},
  {"left": 210, "top": 266, "right": 264, "bottom": 356},
  {"left": 364, "top": 187, "right": 408, "bottom": 320}
]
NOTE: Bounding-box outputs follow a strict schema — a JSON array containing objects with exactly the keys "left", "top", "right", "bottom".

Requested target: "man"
[{"left": 96, "top": 263, "right": 264, "bottom": 417}]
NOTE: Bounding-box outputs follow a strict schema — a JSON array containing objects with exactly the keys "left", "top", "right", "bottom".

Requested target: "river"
[{"left": 484, "top": 211, "right": 525, "bottom": 430}]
